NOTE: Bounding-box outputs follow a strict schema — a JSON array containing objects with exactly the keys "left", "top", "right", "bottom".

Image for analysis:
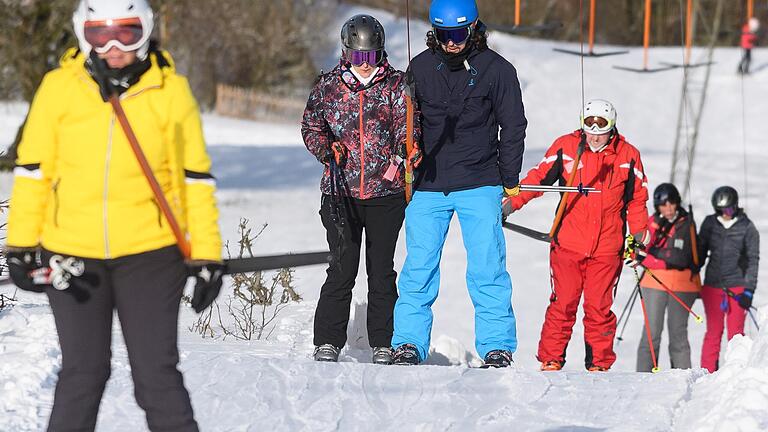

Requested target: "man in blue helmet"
[{"left": 391, "top": 0, "right": 527, "bottom": 367}]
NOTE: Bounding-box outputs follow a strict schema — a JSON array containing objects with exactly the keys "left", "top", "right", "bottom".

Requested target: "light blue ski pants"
[{"left": 392, "top": 186, "right": 517, "bottom": 361}]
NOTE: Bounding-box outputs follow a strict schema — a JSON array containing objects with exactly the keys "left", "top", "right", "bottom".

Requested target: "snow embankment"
[
  {"left": 0, "top": 302, "right": 59, "bottom": 431},
  {"left": 675, "top": 311, "right": 768, "bottom": 432}
]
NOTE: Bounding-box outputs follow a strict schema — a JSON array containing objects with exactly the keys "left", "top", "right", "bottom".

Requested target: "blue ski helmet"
[{"left": 429, "top": 0, "right": 479, "bottom": 29}]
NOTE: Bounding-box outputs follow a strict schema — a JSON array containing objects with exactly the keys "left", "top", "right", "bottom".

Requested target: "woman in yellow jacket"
[{"left": 4, "top": 1, "right": 221, "bottom": 430}]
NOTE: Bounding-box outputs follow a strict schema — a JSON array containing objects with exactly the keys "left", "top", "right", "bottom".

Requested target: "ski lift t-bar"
[{"left": 519, "top": 184, "right": 599, "bottom": 194}]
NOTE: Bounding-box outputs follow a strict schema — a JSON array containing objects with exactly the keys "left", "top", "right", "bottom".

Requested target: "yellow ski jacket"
[{"left": 7, "top": 48, "right": 222, "bottom": 261}]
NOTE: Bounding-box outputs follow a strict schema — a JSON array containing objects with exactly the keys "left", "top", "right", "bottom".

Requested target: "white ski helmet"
[
  {"left": 749, "top": 17, "right": 760, "bottom": 33},
  {"left": 72, "top": 0, "right": 154, "bottom": 59},
  {"left": 582, "top": 99, "right": 617, "bottom": 135}
]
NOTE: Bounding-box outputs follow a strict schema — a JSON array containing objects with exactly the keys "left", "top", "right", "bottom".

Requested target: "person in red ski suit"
[
  {"left": 504, "top": 100, "right": 649, "bottom": 371},
  {"left": 739, "top": 17, "right": 759, "bottom": 74}
]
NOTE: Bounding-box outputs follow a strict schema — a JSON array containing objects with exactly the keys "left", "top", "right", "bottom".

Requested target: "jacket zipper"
[
  {"left": 101, "top": 88, "right": 161, "bottom": 257},
  {"left": 359, "top": 91, "right": 365, "bottom": 199},
  {"left": 102, "top": 115, "right": 116, "bottom": 258}
]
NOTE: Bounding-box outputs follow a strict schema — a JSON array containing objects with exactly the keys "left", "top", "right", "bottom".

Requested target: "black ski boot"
[
  {"left": 481, "top": 350, "right": 514, "bottom": 368},
  {"left": 392, "top": 344, "right": 421, "bottom": 365},
  {"left": 313, "top": 344, "right": 341, "bottom": 362},
  {"left": 372, "top": 347, "right": 393, "bottom": 365}
]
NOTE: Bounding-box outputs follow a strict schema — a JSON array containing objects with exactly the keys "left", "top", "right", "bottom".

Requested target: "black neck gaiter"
[
  {"left": 86, "top": 50, "right": 152, "bottom": 101},
  {"left": 438, "top": 43, "right": 474, "bottom": 72}
]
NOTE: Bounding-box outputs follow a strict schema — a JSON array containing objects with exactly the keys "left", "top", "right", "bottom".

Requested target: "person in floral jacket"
[{"left": 301, "top": 14, "right": 420, "bottom": 365}]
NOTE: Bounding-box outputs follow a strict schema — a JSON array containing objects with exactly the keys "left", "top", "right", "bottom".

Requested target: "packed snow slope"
[{"left": 2, "top": 4, "right": 768, "bottom": 431}]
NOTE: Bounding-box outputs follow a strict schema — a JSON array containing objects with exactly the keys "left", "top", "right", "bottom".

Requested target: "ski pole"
[
  {"left": 720, "top": 286, "right": 759, "bottom": 312},
  {"left": 635, "top": 269, "right": 660, "bottom": 373},
  {"left": 642, "top": 268, "right": 703, "bottom": 323},
  {"left": 720, "top": 287, "right": 761, "bottom": 331},
  {"left": 748, "top": 309, "right": 760, "bottom": 331},
  {"left": 404, "top": 0, "right": 415, "bottom": 204},
  {"left": 616, "top": 280, "right": 641, "bottom": 342},
  {"left": 625, "top": 236, "right": 702, "bottom": 323}
]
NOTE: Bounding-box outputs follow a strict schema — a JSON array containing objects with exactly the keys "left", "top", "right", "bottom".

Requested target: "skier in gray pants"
[{"left": 636, "top": 184, "right": 701, "bottom": 372}]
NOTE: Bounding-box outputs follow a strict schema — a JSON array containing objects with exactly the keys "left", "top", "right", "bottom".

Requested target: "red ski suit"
[
  {"left": 509, "top": 131, "right": 649, "bottom": 369},
  {"left": 741, "top": 23, "right": 758, "bottom": 50}
]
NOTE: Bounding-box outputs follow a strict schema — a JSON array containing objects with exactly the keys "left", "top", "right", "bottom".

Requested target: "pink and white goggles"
[{"left": 84, "top": 17, "right": 146, "bottom": 53}]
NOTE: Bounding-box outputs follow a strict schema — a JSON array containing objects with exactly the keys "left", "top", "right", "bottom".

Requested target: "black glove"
[
  {"left": 188, "top": 261, "right": 225, "bottom": 313},
  {"left": 6, "top": 248, "right": 47, "bottom": 292},
  {"left": 738, "top": 290, "right": 754, "bottom": 310}
]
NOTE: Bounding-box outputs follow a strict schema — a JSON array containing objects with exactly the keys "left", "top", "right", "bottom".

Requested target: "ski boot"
[
  {"left": 392, "top": 344, "right": 421, "bottom": 365},
  {"left": 481, "top": 350, "right": 514, "bottom": 368},
  {"left": 372, "top": 347, "right": 393, "bottom": 365},
  {"left": 313, "top": 344, "right": 341, "bottom": 362},
  {"left": 540, "top": 361, "right": 563, "bottom": 371}
]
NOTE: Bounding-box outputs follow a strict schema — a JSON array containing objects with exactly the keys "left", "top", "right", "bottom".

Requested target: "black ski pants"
[
  {"left": 314, "top": 192, "right": 406, "bottom": 349},
  {"left": 45, "top": 246, "right": 198, "bottom": 432},
  {"left": 739, "top": 48, "right": 752, "bottom": 74}
]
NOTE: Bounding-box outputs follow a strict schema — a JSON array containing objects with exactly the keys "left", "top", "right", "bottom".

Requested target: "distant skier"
[
  {"left": 698, "top": 186, "right": 760, "bottom": 373},
  {"left": 505, "top": 100, "right": 649, "bottom": 372},
  {"left": 635, "top": 183, "right": 701, "bottom": 372},
  {"left": 302, "top": 14, "right": 419, "bottom": 365},
  {"left": 391, "top": 0, "right": 527, "bottom": 368},
  {"left": 738, "top": 17, "right": 759, "bottom": 74},
  {"left": 4, "top": 0, "right": 222, "bottom": 430}
]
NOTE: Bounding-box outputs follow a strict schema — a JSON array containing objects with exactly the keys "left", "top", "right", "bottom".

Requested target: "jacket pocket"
[
  {"left": 52, "top": 178, "right": 61, "bottom": 227},
  {"left": 151, "top": 198, "right": 163, "bottom": 227}
]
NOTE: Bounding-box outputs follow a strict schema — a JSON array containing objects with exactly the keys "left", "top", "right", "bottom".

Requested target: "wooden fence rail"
[{"left": 215, "top": 84, "right": 306, "bottom": 123}]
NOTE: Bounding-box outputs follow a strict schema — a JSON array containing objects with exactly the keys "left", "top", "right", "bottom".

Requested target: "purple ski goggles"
[
  {"left": 434, "top": 25, "right": 472, "bottom": 45},
  {"left": 720, "top": 206, "right": 737, "bottom": 217},
  {"left": 345, "top": 49, "right": 385, "bottom": 67}
]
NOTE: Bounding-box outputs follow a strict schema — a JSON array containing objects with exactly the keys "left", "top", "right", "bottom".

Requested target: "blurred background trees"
[
  {"left": 0, "top": 0, "right": 333, "bottom": 106},
  {"left": 350, "top": 0, "right": 761, "bottom": 48},
  {"left": 0, "top": 0, "right": 761, "bottom": 105}
]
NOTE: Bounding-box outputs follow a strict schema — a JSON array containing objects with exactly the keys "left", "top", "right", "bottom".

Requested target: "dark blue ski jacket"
[{"left": 410, "top": 46, "right": 527, "bottom": 193}]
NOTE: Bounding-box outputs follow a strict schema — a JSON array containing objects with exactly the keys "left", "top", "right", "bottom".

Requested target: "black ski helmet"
[
  {"left": 653, "top": 183, "right": 682, "bottom": 209},
  {"left": 711, "top": 186, "right": 739, "bottom": 211},
  {"left": 341, "top": 14, "right": 385, "bottom": 51}
]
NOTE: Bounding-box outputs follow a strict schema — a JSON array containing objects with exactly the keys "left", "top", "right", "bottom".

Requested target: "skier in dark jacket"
[
  {"left": 635, "top": 183, "right": 701, "bottom": 372},
  {"left": 391, "top": 0, "right": 527, "bottom": 368},
  {"left": 699, "top": 186, "right": 760, "bottom": 372},
  {"left": 302, "top": 14, "right": 420, "bottom": 365}
]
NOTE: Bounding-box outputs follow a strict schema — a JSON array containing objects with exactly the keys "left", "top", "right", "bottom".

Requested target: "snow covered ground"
[{"left": 2, "top": 4, "right": 768, "bottom": 431}]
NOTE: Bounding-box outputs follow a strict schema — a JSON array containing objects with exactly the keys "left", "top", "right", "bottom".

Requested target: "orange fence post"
[
  {"left": 643, "top": 0, "right": 652, "bottom": 70},
  {"left": 515, "top": 0, "right": 521, "bottom": 26},
  {"left": 685, "top": 0, "right": 693, "bottom": 65},
  {"left": 589, "top": 0, "right": 596, "bottom": 54}
]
